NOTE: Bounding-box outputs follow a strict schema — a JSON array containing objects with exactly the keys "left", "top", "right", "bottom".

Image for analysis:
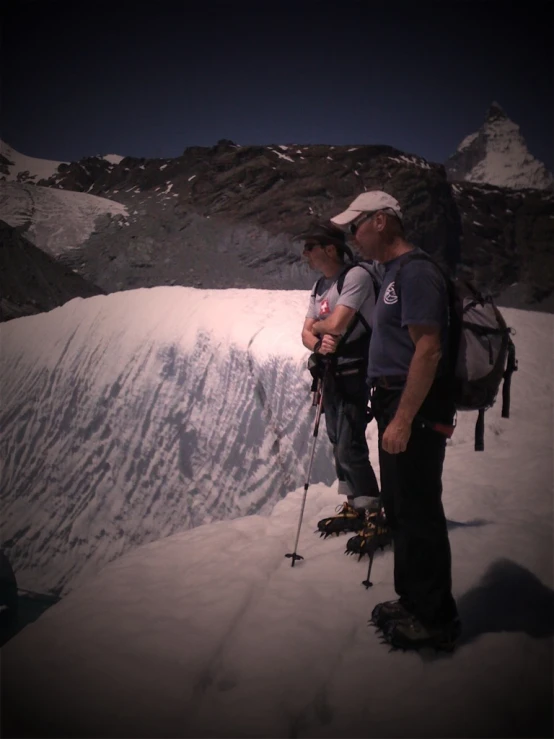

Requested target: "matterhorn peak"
[
  {"left": 486, "top": 101, "right": 508, "bottom": 122},
  {"left": 445, "top": 102, "right": 553, "bottom": 191}
]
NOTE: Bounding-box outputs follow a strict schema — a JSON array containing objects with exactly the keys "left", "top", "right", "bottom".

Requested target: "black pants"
[
  {"left": 372, "top": 379, "right": 458, "bottom": 627},
  {"left": 323, "top": 367, "right": 380, "bottom": 503}
]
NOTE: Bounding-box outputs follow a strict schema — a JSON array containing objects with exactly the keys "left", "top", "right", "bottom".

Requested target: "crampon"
[
  {"left": 315, "top": 502, "right": 367, "bottom": 539},
  {"left": 370, "top": 612, "right": 462, "bottom": 654},
  {"left": 344, "top": 513, "right": 392, "bottom": 559}
]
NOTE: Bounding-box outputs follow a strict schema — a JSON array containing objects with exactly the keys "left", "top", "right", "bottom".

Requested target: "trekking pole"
[
  {"left": 285, "top": 362, "right": 328, "bottom": 567},
  {"left": 362, "top": 496, "right": 383, "bottom": 588}
]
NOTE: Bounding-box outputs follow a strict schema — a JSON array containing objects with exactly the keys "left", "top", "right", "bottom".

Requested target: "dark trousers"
[
  {"left": 323, "top": 369, "right": 380, "bottom": 502},
  {"left": 372, "top": 380, "right": 458, "bottom": 627}
]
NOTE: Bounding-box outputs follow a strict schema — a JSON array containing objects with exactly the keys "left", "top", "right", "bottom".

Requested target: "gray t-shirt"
[
  {"left": 367, "top": 249, "right": 449, "bottom": 381},
  {"left": 306, "top": 265, "right": 376, "bottom": 363}
]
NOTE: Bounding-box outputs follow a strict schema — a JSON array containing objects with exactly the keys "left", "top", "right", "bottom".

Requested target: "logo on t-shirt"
[
  {"left": 383, "top": 282, "right": 398, "bottom": 305},
  {"left": 319, "top": 298, "right": 331, "bottom": 316}
]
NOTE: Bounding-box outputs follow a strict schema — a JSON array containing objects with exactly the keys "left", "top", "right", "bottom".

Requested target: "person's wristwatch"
[{"left": 313, "top": 338, "right": 322, "bottom": 353}]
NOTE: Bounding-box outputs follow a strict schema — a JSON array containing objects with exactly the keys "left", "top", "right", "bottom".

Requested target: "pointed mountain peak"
[
  {"left": 486, "top": 101, "right": 508, "bottom": 122},
  {"left": 446, "top": 102, "right": 553, "bottom": 190}
]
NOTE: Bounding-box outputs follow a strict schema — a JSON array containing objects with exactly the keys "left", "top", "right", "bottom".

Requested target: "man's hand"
[
  {"left": 319, "top": 334, "right": 339, "bottom": 355},
  {"left": 311, "top": 305, "right": 356, "bottom": 336},
  {"left": 382, "top": 323, "right": 441, "bottom": 454},
  {"left": 382, "top": 417, "right": 412, "bottom": 454}
]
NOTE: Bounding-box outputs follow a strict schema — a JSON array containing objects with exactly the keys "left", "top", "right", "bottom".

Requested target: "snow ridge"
[
  {"left": 0, "top": 288, "right": 335, "bottom": 594},
  {"left": 1, "top": 304, "right": 552, "bottom": 739},
  {"left": 102, "top": 154, "right": 124, "bottom": 165}
]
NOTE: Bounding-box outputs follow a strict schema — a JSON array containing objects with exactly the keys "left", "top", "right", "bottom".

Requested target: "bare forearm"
[
  {"left": 302, "top": 328, "right": 320, "bottom": 351},
  {"left": 394, "top": 348, "right": 441, "bottom": 425},
  {"left": 312, "top": 317, "right": 340, "bottom": 336}
]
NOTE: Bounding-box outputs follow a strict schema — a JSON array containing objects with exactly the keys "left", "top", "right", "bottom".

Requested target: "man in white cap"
[
  {"left": 330, "top": 191, "right": 460, "bottom": 652},
  {"left": 299, "top": 222, "right": 382, "bottom": 538}
]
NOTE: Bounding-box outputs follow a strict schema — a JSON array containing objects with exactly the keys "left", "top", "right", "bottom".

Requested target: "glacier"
[
  {"left": 0, "top": 287, "right": 337, "bottom": 595},
  {"left": 1, "top": 300, "right": 552, "bottom": 739},
  {"left": 0, "top": 181, "right": 128, "bottom": 257}
]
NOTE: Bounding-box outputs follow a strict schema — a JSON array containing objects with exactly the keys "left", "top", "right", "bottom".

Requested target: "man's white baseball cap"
[{"left": 330, "top": 190, "right": 403, "bottom": 226}]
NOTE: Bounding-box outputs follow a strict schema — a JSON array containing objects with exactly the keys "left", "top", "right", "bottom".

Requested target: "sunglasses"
[
  {"left": 303, "top": 242, "right": 322, "bottom": 252},
  {"left": 349, "top": 211, "right": 377, "bottom": 236}
]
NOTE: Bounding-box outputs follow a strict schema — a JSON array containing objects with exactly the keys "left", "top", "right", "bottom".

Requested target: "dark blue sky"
[{"left": 1, "top": 0, "right": 552, "bottom": 170}]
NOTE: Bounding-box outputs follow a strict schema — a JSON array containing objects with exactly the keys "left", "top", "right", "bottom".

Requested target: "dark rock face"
[
  {"left": 0, "top": 221, "right": 105, "bottom": 322},
  {"left": 452, "top": 182, "right": 554, "bottom": 307},
  {"left": 45, "top": 156, "right": 113, "bottom": 190},
  {"left": 0, "top": 155, "right": 11, "bottom": 178},
  {"left": 43, "top": 142, "right": 464, "bottom": 291},
  {"left": 3, "top": 138, "right": 553, "bottom": 312},
  {"left": 486, "top": 101, "right": 509, "bottom": 123}
]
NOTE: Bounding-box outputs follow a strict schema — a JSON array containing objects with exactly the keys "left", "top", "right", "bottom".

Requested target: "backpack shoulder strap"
[
  {"left": 395, "top": 251, "right": 456, "bottom": 311},
  {"left": 336, "top": 261, "right": 382, "bottom": 338},
  {"left": 395, "top": 250, "right": 445, "bottom": 289},
  {"left": 310, "top": 276, "right": 324, "bottom": 298},
  {"left": 312, "top": 265, "right": 353, "bottom": 297},
  {"left": 315, "top": 263, "right": 379, "bottom": 347},
  {"left": 350, "top": 261, "right": 383, "bottom": 302},
  {"left": 335, "top": 264, "right": 354, "bottom": 294},
  {"left": 394, "top": 250, "right": 459, "bottom": 387}
]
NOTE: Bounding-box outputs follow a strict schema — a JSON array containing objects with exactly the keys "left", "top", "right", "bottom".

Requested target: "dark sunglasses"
[
  {"left": 349, "top": 211, "right": 377, "bottom": 236},
  {"left": 303, "top": 241, "right": 322, "bottom": 252}
]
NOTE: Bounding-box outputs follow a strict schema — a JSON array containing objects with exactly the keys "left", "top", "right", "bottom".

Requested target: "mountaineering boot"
[
  {"left": 316, "top": 502, "right": 366, "bottom": 538},
  {"left": 383, "top": 614, "right": 462, "bottom": 652},
  {"left": 370, "top": 599, "right": 413, "bottom": 631},
  {"left": 344, "top": 512, "right": 392, "bottom": 558}
]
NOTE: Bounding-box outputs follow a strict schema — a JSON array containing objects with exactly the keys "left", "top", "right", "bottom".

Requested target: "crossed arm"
[
  {"left": 301, "top": 305, "right": 358, "bottom": 354},
  {"left": 302, "top": 308, "right": 442, "bottom": 453}
]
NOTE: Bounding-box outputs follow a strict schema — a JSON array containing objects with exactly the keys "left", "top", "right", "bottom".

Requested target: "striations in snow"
[
  {"left": 0, "top": 302, "right": 552, "bottom": 739},
  {"left": 0, "top": 288, "right": 337, "bottom": 595}
]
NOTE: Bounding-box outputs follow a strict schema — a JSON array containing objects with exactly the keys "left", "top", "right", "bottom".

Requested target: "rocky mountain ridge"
[{"left": 1, "top": 109, "right": 553, "bottom": 317}]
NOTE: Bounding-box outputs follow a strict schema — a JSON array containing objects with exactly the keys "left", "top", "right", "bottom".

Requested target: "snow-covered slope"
[
  {"left": 0, "top": 140, "right": 67, "bottom": 184},
  {"left": 1, "top": 306, "right": 552, "bottom": 739},
  {"left": 0, "top": 181, "right": 128, "bottom": 257},
  {"left": 446, "top": 102, "right": 554, "bottom": 191},
  {"left": 0, "top": 140, "right": 127, "bottom": 183},
  {"left": 0, "top": 288, "right": 335, "bottom": 594},
  {"left": 101, "top": 154, "right": 124, "bottom": 165}
]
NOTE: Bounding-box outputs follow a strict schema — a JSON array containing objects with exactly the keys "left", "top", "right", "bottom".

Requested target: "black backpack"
[{"left": 396, "top": 252, "right": 518, "bottom": 451}]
